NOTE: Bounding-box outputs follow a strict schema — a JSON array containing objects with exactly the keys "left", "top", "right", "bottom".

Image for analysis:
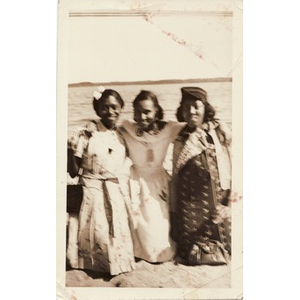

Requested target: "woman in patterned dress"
[
  {"left": 170, "top": 87, "right": 232, "bottom": 265},
  {"left": 67, "top": 87, "right": 135, "bottom": 275},
  {"left": 119, "top": 90, "right": 185, "bottom": 263}
]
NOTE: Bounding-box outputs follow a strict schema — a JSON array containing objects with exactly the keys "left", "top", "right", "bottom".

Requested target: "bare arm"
[{"left": 67, "top": 147, "right": 82, "bottom": 178}]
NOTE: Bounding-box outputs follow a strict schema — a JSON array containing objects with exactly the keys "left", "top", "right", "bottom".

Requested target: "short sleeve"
[
  {"left": 74, "top": 135, "right": 86, "bottom": 158},
  {"left": 69, "top": 121, "right": 96, "bottom": 158}
]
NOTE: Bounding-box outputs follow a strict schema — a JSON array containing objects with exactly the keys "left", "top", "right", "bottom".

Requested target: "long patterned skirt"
[
  {"left": 77, "top": 177, "right": 136, "bottom": 275},
  {"left": 173, "top": 153, "right": 231, "bottom": 263}
]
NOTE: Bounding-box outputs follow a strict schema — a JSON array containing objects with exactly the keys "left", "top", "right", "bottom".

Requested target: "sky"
[{"left": 68, "top": 9, "right": 232, "bottom": 83}]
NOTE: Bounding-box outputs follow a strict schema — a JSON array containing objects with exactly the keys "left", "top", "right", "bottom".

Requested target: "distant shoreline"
[{"left": 69, "top": 77, "right": 232, "bottom": 87}]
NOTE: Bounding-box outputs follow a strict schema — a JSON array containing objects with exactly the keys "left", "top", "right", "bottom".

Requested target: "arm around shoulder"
[{"left": 167, "top": 120, "right": 186, "bottom": 142}]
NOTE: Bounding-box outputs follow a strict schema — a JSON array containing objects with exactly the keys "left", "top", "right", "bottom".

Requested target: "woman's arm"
[
  {"left": 67, "top": 126, "right": 90, "bottom": 178},
  {"left": 67, "top": 147, "right": 82, "bottom": 178},
  {"left": 215, "top": 120, "right": 232, "bottom": 146},
  {"left": 166, "top": 121, "right": 186, "bottom": 142}
]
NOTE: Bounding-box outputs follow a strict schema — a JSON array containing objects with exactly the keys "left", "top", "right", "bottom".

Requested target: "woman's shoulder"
[
  {"left": 207, "top": 120, "right": 232, "bottom": 145},
  {"left": 158, "top": 120, "right": 186, "bottom": 142},
  {"left": 74, "top": 120, "right": 98, "bottom": 135},
  {"left": 86, "top": 120, "right": 98, "bottom": 130},
  {"left": 164, "top": 120, "right": 186, "bottom": 135},
  {"left": 118, "top": 119, "right": 137, "bottom": 137},
  {"left": 120, "top": 119, "right": 135, "bottom": 127},
  {"left": 68, "top": 120, "right": 99, "bottom": 144},
  {"left": 119, "top": 119, "right": 136, "bottom": 131},
  {"left": 163, "top": 120, "right": 185, "bottom": 130}
]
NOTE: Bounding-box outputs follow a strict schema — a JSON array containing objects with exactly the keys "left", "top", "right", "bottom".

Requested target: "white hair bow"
[{"left": 93, "top": 86, "right": 105, "bottom": 100}]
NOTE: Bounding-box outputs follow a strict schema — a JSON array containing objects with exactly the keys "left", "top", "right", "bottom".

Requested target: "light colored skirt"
[
  {"left": 77, "top": 177, "right": 135, "bottom": 275},
  {"left": 129, "top": 166, "right": 175, "bottom": 263}
]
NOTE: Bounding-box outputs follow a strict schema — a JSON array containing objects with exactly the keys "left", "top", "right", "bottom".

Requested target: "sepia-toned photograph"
[{"left": 56, "top": 0, "right": 243, "bottom": 299}]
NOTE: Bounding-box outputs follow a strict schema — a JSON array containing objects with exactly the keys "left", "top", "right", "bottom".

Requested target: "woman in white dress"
[
  {"left": 68, "top": 87, "right": 135, "bottom": 276},
  {"left": 119, "top": 90, "right": 185, "bottom": 263}
]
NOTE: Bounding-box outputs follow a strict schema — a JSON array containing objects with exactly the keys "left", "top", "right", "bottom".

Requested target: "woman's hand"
[
  {"left": 68, "top": 135, "right": 78, "bottom": 151},
  {"left": 216, "top": 121, "right": 232, "bottom": 146}
]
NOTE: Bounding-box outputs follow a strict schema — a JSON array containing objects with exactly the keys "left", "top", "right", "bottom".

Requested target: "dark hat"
[{"left": 181, "top": 87, "right": 207, "bottom": 103}]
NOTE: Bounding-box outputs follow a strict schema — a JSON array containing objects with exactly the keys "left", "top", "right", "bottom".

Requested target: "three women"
[{"left": 67, "top": 85, "right": 232, "bottom": 275}]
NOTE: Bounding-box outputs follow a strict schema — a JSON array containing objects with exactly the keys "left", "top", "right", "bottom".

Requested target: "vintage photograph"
[{"left": 56, "top": 0, "right": 243, "bottom": 299}]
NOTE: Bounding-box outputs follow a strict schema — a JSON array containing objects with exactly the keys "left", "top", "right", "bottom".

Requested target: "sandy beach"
[{"left": 66, "top": 258, "right": 231, "bottom": 288}]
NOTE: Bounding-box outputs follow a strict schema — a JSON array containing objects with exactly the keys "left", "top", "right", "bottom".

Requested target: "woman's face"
[
  {"left": 134, "top": 99, "right": 157, "bottom": 131},
  {"left": 182, "top": 99, "right": 205, "bottom": 129},
  {"left": 97, "top": 95, "right": 122, "bottom": 129}
]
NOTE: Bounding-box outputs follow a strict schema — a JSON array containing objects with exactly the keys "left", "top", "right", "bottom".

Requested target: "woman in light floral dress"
[{"left": 68, "top": 87, "right": 135, "bottom": 275}]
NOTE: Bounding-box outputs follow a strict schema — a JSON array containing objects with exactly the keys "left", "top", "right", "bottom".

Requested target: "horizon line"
[{"left": 69, "top": 77, "right": 232, "bottom": 87}]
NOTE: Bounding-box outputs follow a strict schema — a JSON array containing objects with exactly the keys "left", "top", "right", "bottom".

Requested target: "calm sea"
[{"left": 68, "top": 80, "right": 231, "bottom": 136}]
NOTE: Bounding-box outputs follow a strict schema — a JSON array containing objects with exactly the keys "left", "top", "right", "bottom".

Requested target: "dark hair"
[
  {"left": 93, "top": 89, "right": 124, "bottom": 117},
  {"left": 133, "top": 90, "right": 164, "bottom": 121},
  {"left": 176, "top": 100, "right": 216, "bottom": 122}
]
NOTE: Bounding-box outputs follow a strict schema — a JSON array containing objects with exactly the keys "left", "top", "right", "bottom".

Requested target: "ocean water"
[{"left": 68, "top": 80, "right": 232, "bottom": 135}]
